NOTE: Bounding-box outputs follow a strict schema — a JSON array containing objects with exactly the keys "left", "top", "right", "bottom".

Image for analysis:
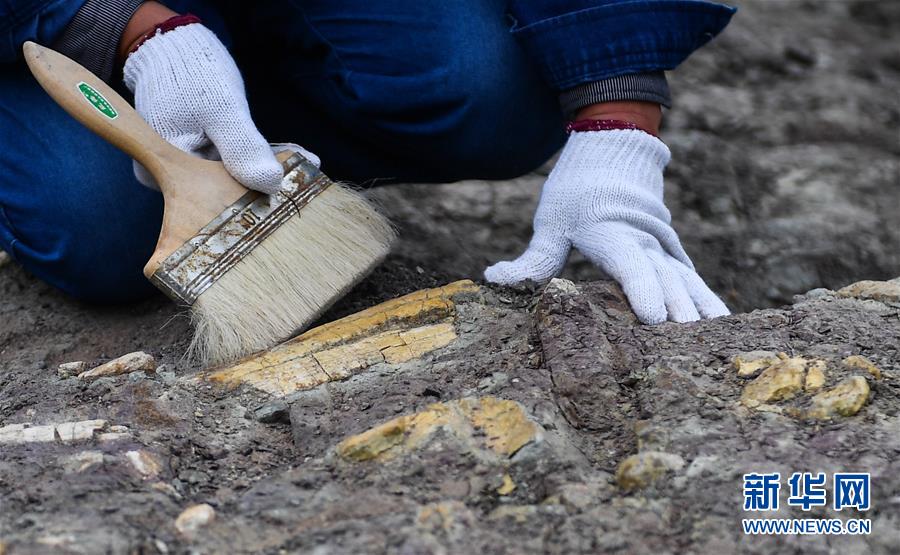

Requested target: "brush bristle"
[{"left": 188, "top": 184, "right": 395, "bottom": 366}]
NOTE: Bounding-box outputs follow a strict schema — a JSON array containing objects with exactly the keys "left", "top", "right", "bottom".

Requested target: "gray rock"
[{"left": 57, "top": 361, "right": 87, "bottom": 378}]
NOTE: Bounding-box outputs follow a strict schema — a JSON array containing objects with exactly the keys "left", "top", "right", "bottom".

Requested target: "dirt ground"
[{"left": 1, "top": 0, "right": 899, "bottom": 553}]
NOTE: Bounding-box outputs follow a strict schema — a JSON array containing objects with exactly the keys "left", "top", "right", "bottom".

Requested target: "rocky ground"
[{"left": 1, "top": 0, "right": 898, "bottom": 553}]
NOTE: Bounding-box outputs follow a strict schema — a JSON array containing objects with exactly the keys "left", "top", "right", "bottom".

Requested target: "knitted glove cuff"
[
  {"left": 566, "top": 118, "right": 659, "bottom": 139},
  {"left": 129, "top": 14, "right": 203, "bottom": 55}
]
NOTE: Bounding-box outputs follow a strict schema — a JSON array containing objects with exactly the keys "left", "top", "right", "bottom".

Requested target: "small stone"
[
  {"left": 62, "top": 450, "right": 104, "bottom": 473},
  {"left": 175, "top": 504, "right": 216, "bottom": 538},
  {"left": 125, "top": 450, "right": 162, "bottom": 479},
  {"left": 805, "top": 360, "right": 827, "bottom": 391},
  {"left": 0, "top": 423, "right": 49, "bottom": 444},
  {"left": 0, "top": 250, "right": 10, "bottom": 268},
  {"left": 497, "top": 473, "right": 516, "bottom": 495},
  {"left": 732, "top": 351, "right": 781, "bottom": 378},
  {"left": 740, "top": 357, "right": 806, "bottom": 408},
  {"left": 802, "top": 288, "right": 832, "bottom": 300},
  {"left": 78, "top": 351, "right": 156, "bottom": 381},
  {"left": 57, "top": 361, "right": 87, "bottom": 378},
  {"left": 836, "top": 280, "right": 900, "bottom": 304},
  {"left": 56, "top": 420, "right": 108, "bottom": 442},
  {"left": 807, "top": 377, "right": 870, "bottom": 420},
  {"left": 1, "top": 420, "right": 109, "bottom": 444},
  {"left": 843, "top": 355, "right": 882, "bottom": 380},
  {"left": 254, "top": 400, "right": 290, "bottom": 423},
  {"left": 615, "top": 451, "right": 685, "bottom": 491},
  {"left": 97, "top": 432, "right": 130, "bottom": 443},
  {"left": 545, "top": 278, "right": 580, "bottom": 297}
]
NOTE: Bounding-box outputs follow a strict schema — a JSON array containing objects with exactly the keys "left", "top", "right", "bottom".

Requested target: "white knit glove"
[
  {"left": 124, "top": 23, "right": 316, "bottom": 194},
  {"left": 485, "top": 130, "right": 730, "bottom": 324}
]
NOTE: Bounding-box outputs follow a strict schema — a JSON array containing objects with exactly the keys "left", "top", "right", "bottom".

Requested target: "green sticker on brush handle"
[{"left": 77, "top": 82, "right": 118, "bottom": 120}]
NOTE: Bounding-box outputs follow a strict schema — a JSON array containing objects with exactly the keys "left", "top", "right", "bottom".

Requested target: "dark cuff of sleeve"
[
  {"left": 559, "top": 71, "right": 672, "bottom": 117},
  {"left": 52, "top": 0, "right": 145, "bottom": 83}
]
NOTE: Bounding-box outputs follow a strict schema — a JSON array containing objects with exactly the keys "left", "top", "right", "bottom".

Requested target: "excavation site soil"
[{"left": 1, "top": 1, "right": 899, "bottom": 553}]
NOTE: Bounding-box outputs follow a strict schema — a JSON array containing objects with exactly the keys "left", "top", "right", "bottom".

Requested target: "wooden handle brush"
[{"left": 24, "top": 41, "right": 395, "bottom": 366}]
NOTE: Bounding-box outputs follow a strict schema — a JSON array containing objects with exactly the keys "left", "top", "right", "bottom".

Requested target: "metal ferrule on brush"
[{"left": 150, "top": 153, "right": 330, "bottom": 305}]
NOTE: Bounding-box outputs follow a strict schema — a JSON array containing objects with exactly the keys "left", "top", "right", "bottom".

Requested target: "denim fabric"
[
  {"left": 0, "top": 0, "right": 86, "bottom": 63},
  {"left": 223, "top": 0, "right": 565, "bottom": 184},
  {"left": 0, "top": 0, "right": 732, "bottom": 301},
  {"left": 509, "top": 0, "right": 736, "bottom": 89}
]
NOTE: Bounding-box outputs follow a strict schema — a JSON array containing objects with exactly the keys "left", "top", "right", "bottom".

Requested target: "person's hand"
[
  {"left": 484, "top": 129, "right": 730, "bottom": 324},
  {"left": 123, "top": 22, "right": 313, "bottom": 194}
]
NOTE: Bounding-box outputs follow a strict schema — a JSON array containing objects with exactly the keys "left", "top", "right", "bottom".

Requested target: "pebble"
[
  {"left": 802, "top": 288, "right": 832, "bottom": 300},
  {"left": 732, "top": 351, "right": 780, "bottom": 379},
  {"left": 807, "top": 377, "right": 870, "bottom": 420},
  {"left": 175, "top": 504, "right": 216, "bottom": 538},
  {"left": 740, "top": 356, "right": 806, "bottom": 408},
  {"left": 97, "top": 431, "right": 131, "bottom": 443},
  {"left": 254, "top": 401, "right": 290, "bottom": 423},
  {"left": 0, "top": 419, "right": 107, "bottom": 445},
  {"left": 615, "top": 451, "right": 685, "bottom": 491},
  {"left": 843, "top": 355, "right": 882, "bottom": 380},
  {"left": 125, "top": 450, "right": 162, "bottom": 479},
  {"left": 78, "top": 351, "right": 156, "bottom": 381},
  {"left": 57, "top": 361, "right": 87, "bottom": 378},
  {"left": 63, "top": 450, "right": 104, "bottom": 473}
]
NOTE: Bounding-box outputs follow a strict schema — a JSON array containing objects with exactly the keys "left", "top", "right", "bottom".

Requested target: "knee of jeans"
[
  {"left": 51, "top": 228, "right": 161, "bottom": 304},
  {"left": 343, "top": 34, "right": 566, "bottom": 179},
  {"left": 0, "top": 162, "right": 163, "bottom": 304},
  {"left": 0, "top": 66, "right": 164, "bottom": 304},
  {"left": 5, "top": 203, "right": 163, "bottom": 304}
]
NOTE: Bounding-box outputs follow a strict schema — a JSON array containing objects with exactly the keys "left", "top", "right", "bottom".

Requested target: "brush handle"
[
  {"left": 22, "top": 41, "right": 252, "bottom": 278},
  {"left": 23, "top": 41, "right": 194, "bottom": 179}
]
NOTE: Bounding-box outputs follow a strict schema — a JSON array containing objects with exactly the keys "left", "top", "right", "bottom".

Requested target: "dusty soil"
[{"left": 1, "top": 0, "right": 898, "bottom": 553}]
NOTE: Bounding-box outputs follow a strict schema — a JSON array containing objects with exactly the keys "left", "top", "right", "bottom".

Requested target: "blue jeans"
[{"left": 0, "top": 0, "right": 733, "bottom": 302}]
